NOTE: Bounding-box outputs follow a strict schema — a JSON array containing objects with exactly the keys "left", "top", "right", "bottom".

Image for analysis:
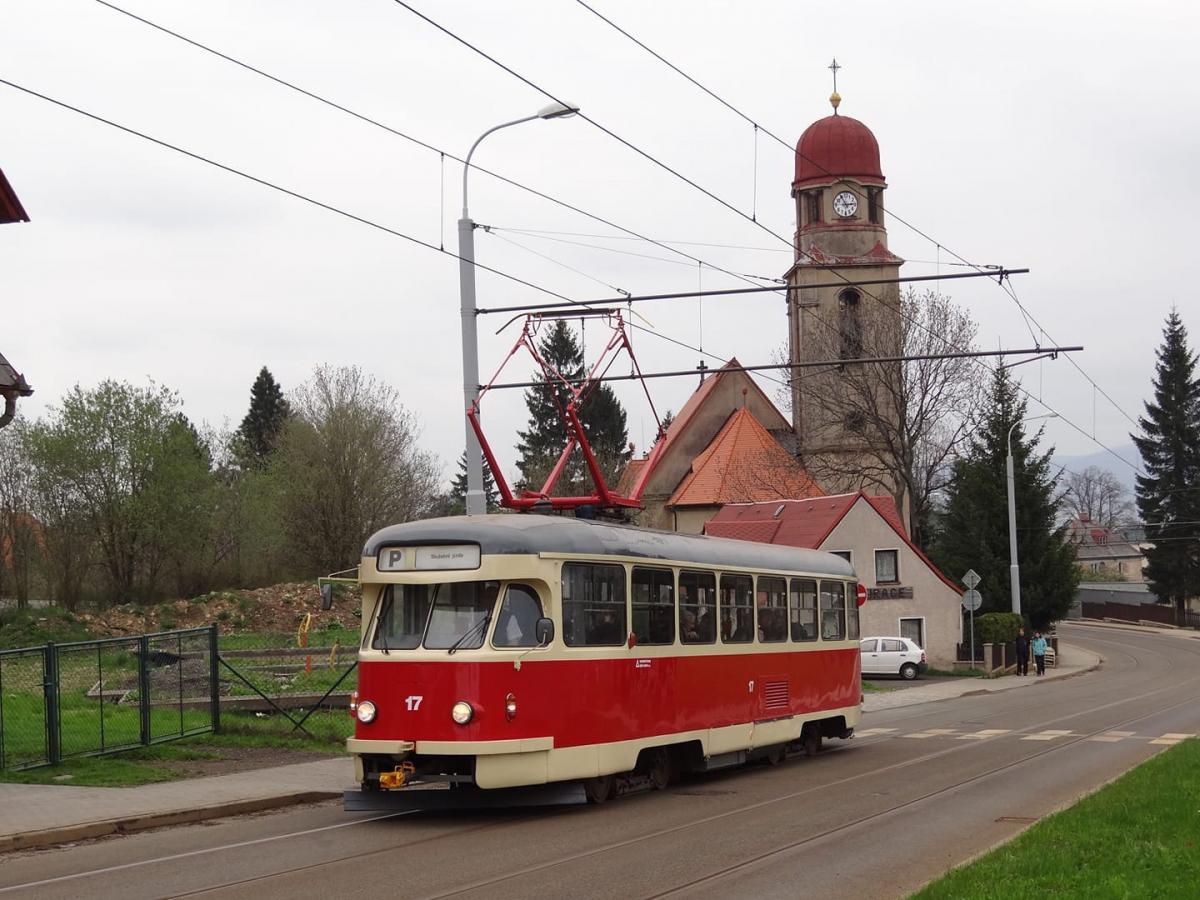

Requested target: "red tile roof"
[
  {"left": 668, "top": 407, "right": 823, "bottom": 507},
  {"left": 706, "top": 491, "right": 962, "bottom": 594},
  {"left": 0, "top": 168, "right": 29, "bottom": 224},
  {"left": 615, "top": 457, "right": 646, "bottom": 496},
  {"left": 706, "top": 493, "right": 859, "bottom": 547}
]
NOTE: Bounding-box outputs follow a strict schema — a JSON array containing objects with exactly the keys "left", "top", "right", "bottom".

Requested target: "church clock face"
[{"left": 833, "top": 190, "right": 858, "bottom": 218}]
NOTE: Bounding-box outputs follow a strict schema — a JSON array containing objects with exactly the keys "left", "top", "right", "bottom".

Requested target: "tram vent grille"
[{"left": 764, "top": 680, "right": 789, "bottom": 710}]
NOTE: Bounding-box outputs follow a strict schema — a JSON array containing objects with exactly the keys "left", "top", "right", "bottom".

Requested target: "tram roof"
[{"left": 364, "top": 514, "right": 855, "bottom": 578}]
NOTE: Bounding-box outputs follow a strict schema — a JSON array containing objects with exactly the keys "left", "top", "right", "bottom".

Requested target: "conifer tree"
[
  {"left": 930, "top": 369, "right": 1078, "bottom": 627},
  {"left": 1132, "top": 311, "right": 1200, "bottom": 612},
  {"left": 514, "top": 321, "right": 629, "bottom": 494},
  {"left": 235, "top": 367, "right": 290, "bottom": 467},
  {"left": 449, "top": 452, "right": 500, "bottom": 514}
]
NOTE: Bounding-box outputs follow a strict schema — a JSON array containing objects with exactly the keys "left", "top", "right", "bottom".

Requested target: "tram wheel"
[
  {"left": 646, "top": 748, "right": 675, "bottom": 790},
  {"left": 585, "top": 774, "right": 616, "bottom": 804},
  {"left": 766, "top": 744, "right": 786, "bottom": 766},
  {"left": 802, "top": 727, "right": 822, "bottom": 757}
]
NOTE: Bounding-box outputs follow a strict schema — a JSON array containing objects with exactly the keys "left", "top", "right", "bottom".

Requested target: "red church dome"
[{"left": 793, "top": 114, "right": 884, "bottom": 191}]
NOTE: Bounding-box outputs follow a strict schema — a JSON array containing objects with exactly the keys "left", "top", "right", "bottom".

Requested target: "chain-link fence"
[
  {"left": 214, "top": 625, "right": 358, "bottom": 742},
  {"left": 0, "top": 626, "right": 217, "bottom": 771}
]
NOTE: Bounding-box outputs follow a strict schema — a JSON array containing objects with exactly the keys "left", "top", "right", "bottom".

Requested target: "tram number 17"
[{"left": 405, "top": 695, "right": 424, "bottom": 711}]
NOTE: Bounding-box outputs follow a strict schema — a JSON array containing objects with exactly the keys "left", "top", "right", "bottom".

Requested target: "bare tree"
[
  {"left": 274, "top": 365, "right": 441, "bottom": 573},
  {"left": 1062, "top": 466, "right": 1135, "bottom": 531},
  {"left": 800, "top": 289, "right": 984, "bottom": 547},
  {"left": 0, "top": 421, "right": 40, "bottom": 607}
]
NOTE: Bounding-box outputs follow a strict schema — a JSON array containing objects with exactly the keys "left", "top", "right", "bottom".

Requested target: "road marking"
[
  {"left": 1086, "top": 730, "right": 1138, "bottom": 743},
  {"left": 1149, "top": 732, "right": 1195, "bottom": 745},
  {"left": 0, "top": 811, "right": 411, "bottom": 894},
  {"left": 903, "top": 729, "right": 962, "bottom": 739},
  {"left": 854, "top": 728, "right": 898, "bottom": 737},
  {"left": 957, "top": 729, "right": 1011, "bottom": 740},
  {"left": 1021, "top": 730, "right": 1073, "bottom": 741}
]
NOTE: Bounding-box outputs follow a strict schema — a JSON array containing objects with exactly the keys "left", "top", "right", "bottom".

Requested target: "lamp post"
[
  {"left": 457, "top": 102, "right": 579, "bottom": 515},
  {"left": 1006, "top": 412, "right": 1057, "bottom": 615}
]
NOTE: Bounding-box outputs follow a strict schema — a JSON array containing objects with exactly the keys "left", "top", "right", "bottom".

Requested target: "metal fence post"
[
  {"left": 138, "top": 634, "right": 151, "bottom": 746},
  {"left": 209, "top": 624, "right": 221, "bottom": 734},
  {"left": 43, "top": 642, "right": 61, "bottom": 766}
]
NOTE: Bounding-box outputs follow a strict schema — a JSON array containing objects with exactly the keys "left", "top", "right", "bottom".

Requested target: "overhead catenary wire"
[
  {"left": 0, "top": 77, "right": 574, "bottom": 303},
  {"left": 93, "top": 0, "right": 783, "bottom": 290},
  {"left": 570, "top": 0, "right": 1146, "bottom": 450},
  {"left": 383, "top": 0, "right": 1143, "bottom": 475}
]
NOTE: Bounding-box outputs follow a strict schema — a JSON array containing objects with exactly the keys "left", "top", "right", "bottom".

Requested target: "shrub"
[{"left": 974, "top": 612, "right": 1024, "bottom": 644}]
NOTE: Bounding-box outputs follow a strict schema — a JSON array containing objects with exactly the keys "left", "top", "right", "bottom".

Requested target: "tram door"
[{"left": 755, "top": 577, "right": 791, "bottom": 719}]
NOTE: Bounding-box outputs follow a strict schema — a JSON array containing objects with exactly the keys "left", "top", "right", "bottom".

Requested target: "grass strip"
[{"left": 911, "top": 738, "right": 1200, "bottom": 899}]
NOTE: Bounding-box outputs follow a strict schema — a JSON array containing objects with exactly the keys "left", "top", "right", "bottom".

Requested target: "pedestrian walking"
[
  {"left": 1032, "top": 631, "right": 1048, "bottom": 676},
  {"left": 1015, "top": 627, "right": 1030, "bottom": 676}
]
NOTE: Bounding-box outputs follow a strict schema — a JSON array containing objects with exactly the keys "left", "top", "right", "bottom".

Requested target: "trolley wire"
[
  {"left": 93, "top": 0, "right": 782, "bottom": 291},
  {"left": 569, "top": 0, "right": 1145, "bottom": 440},
  {"left": 0, "top": 77, "right": 573, "bottom": 303}
]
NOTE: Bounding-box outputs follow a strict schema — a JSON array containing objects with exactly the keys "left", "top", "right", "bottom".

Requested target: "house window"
[
  {"left": 829, "top": 550, "right": 852, "bottom": 565},
  {"left": 899, "top": 617, "right": 924, "bottom": 648},
  {"left": 875, "top": 549, "right": 899, "bottom": 584}
]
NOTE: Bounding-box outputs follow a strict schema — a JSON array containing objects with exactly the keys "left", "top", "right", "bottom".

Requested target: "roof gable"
[
  {"left": 0, "top": 168, "right": 29, "bottom": 224},
  {"left": 668, "top": 407, "right": 823, "bottom": 507}
]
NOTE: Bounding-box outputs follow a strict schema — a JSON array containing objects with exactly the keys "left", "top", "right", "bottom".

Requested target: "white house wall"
[{"left": 822, "top": 498, "right": 962, "bottom": 668}]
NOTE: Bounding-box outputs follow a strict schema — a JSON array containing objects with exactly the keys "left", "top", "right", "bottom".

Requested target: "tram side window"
[
  {"left": 679, "top": 570, "right": 716, "bottom": 644},
  {"left": 720, "top": 574, "right": 754, "bottom": 643},
  {"left": 790, "top": 578, "right": 818, "bottom": 642},
  {"left": 492, "top": 584, "right": 544, "bottom": 648},
  {"left": 632, "top": 567, "right": 675, "bottom": 645},
  {"left": 757, "top": 576, "right": 788, "bottom": 642},
  {"left": 372, "top": 583, "right": 432, "bottom": 650},
  {"left": 562, "top": 563, "right": 627, "bottom": 647},
  {"left": 821, "top": 581, "right": 846, "bottom": 641},
  {"left": 846, "top": 582, "right": 860, "bottom": 640}
]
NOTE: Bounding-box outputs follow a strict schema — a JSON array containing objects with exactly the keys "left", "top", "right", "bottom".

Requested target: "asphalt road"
[{"left": 2, "top": 623, "right": 1197, "bottom": 899}]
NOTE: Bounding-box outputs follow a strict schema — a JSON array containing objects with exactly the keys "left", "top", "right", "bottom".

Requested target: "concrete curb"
[{"left": 0, "top": 790, "right": 340, "bottom": 854}]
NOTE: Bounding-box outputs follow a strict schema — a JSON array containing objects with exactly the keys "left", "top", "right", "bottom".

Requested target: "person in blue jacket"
[{"left": 1031, "top": 631, "right": 1048, "bottom": 676}]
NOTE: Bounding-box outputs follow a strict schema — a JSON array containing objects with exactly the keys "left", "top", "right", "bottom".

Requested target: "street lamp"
[
  {"left": 1007, "top": 412, "right": 1058, "bottom": 615},
  {"left": 457, "top": 101, "right": 579, "bottom": 515}
]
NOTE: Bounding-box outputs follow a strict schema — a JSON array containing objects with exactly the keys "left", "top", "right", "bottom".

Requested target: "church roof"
[
  {"left": 667, "top": 407, "right": 823, "bottom": 508},
  {"left": 0, "top": 168, "right": 29, "bottom": 224},
  {"left": 793, "top": 114, "right": 885, "bottom": 191}
]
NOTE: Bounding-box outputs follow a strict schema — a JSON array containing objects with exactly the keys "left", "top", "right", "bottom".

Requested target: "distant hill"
[{"left": 1053, "top": 444, "right": 1143, "bottom": 492}]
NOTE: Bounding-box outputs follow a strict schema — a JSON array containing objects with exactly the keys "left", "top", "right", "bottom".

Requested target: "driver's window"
[{"left": 491, "top": 584, "right": 544, "bottom": 648}]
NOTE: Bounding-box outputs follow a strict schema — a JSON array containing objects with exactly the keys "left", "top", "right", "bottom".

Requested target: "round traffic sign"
[
  {"left": 961, "top": 589, "right": 982, "bottom": 611},
  {"left": 856, "top": 583, "right": 867, "bottom": 607}
]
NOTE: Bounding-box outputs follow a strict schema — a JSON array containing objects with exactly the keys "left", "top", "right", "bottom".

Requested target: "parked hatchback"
[{"left": 860, "top": 637, "right": 928, "bottom": 680}]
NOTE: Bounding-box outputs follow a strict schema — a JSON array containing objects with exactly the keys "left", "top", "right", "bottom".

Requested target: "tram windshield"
[{"left": 372, "top": 581, "right": 500, "bottom": 651}]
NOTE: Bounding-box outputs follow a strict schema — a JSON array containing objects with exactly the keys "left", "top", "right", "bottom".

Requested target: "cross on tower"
[{"left": 828, "top": 58, "right": 841, "bottom": 93}]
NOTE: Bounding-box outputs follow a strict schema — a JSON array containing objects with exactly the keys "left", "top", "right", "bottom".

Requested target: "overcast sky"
[{"left": 3, "top": 0, "right": 1196, "bottom": 489}]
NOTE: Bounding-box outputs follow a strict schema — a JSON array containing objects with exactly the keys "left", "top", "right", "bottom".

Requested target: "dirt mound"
[{"left": 76, "top": 582, "right": 363, "bottom": 637}]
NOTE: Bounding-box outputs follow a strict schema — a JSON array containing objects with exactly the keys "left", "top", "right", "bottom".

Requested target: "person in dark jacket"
[{"left": 1015, "top": 627, "right": 1030, "bottom": 676}]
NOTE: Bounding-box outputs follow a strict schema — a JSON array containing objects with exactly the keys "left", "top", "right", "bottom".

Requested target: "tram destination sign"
[{"left": 377, "top": 544, "right": 481, "bottom": 572}]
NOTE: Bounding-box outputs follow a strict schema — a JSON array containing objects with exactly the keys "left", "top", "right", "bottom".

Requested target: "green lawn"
[{"left": 912, "top": 739, "right": 1200, "bottom": 899}]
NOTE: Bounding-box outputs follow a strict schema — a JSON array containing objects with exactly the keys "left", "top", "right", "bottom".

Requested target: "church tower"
[{"left": 786, "top": 74, "right": 904, "bottom": 496}]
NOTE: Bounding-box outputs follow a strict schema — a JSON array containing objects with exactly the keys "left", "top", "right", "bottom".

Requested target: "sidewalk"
[
  {"left": 0, "top": 757, "right": 354, "bottom": 853},
  {"left": 862, "top": 641, "right": 1102, "bottom": 713}
]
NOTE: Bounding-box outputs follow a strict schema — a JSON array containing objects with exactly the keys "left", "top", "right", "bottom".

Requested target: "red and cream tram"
[{"left": 346, "top": 514, "right": 861, "bottom": 807}]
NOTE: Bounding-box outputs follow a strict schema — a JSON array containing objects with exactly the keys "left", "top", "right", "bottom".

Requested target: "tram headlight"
[
  {"left": 356, "top": 700, "right": 377, "bottom": 724},
  {"left": 505, "top": 693, "right": 517, "bottom": 721},
  {"left": 451, "top": 701, "right": 474, "bottom": 725}
]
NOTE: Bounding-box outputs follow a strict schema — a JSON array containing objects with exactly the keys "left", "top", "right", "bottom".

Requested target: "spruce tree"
[
  {"left": 514, "top": 321, "right": 630, "bottom": 494},
  {"left": 931, "top": 368, "right": 1078, "bottom": 628},
  {"left": 235, "top": 367, "right": 290, "bottom": 467},
  {"left": 449, "top": 452, "right": 500, "bottom": 514},
  {"left": 1132, "top": 311, "right": 1200, "bottom": 612}
]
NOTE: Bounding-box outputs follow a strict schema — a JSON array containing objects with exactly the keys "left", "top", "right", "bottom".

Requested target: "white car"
[{"left": 860, "top": 636, "right": 928, "bottom": 680}]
